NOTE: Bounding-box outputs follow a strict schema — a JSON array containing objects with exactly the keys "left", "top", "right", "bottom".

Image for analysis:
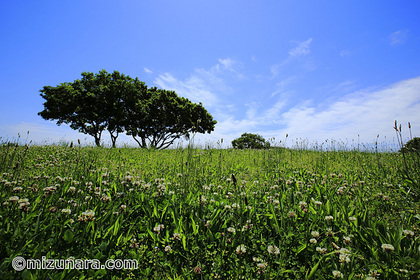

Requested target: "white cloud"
[
  {"left": 289, "top": 38, "right": 313, "bottom": 56},
  {"left": 389, "top": 30, "right": 407, "bottom": 46},
  {"left": 154, "top": 58, "right": 243, "bottom": 107},
  {"left": 144, "top": 67, "right": 153, "bottom": 74},
  {"left": 274, "top": 76, "right": 420, "bottom": 145},
  {"left": 195, "top": 76, "right": 420, "bottom": 149}
]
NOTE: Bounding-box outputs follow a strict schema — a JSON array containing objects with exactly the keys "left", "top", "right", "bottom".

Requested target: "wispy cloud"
[
  {"left": 275, "top": 76, "right": 420, "bottom": 143},
  {"left": 270, "top": 38, "right": 314, "bottom": 78},
  {"left": 154, "top": 58, "right": 243, "bottom": 107},
  {"left": 389, "top": 30, "right": 408, "bottom": 46},
  {"left": 194, "top": 76, "right": 420, "bottom": 148},
  {"left": 289, "top": 38, "right": 313, "bottom": 56},
  {"left": 144, "top": 67, "right": 153, "bottom": 74}
]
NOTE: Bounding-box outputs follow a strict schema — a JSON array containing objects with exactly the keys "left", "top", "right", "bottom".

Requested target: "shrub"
[{"left": 400, "top": 137, "right": 420, "bottom": 153}]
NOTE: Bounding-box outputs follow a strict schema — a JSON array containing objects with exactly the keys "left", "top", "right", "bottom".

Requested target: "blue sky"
[{"left": 1, "top": 0, "right": 420, "bottom": 149}]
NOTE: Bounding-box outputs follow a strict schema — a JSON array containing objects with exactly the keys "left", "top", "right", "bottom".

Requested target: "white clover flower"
[
  {"left": 339, "top": 248, "right": 351, "bottom": 263},
  {"left": 173, "top": 233, "right": 181, "bottom": 240},
  {"left": 267, "top": 245, "right": 280, "bottom": 255},
  {"left": 8, "top": 196, "right": 19, "bottom": 202},
  {"left": 316, "top": 247, "right": 327, "bottom": 253},
  {"left": 232, "top": 203, "right": 240, "bottom": 210},
  {"left": 68, "top": 186, "right": 76, "bottom": 193},
  {"left": 164, "top": 245, "right": 172, "bottom": 253},
  {"left": 310, "top": 238, "right": 317, "bottom": 244},
  {"left": 12, "top": 187, "right": 23, "bottom": 192},
  {"left": 61, "top": 208, "right": 71, "bottom": 215},
  {"left": 311, "top": 231, "right": 320, "bottom": 238},
  {"left": 227, "top": 227, "right": 236, "bottom": 234},
  {"left": 325, "top": 215, "right": 334, "bottom": 221},
  {"left": 224, "top": 205, "right": 231, "bottom": 210},
  {"left": 314, "top": 201, "right": 322, "bottom": 206},
  {"left": 299, "top": 201, "right": 307, "bottom": 209},
  {"left": 332, "top": 270, "right": 343, "bottom": 278},
  {"left": 381, "top": 243, "right": 395, "bottom": 252},
  {"left": 257, "top": 262, "right": 266, "bottom": 269},
  {"left": 349, "top": 216, "right": 356, "bottom": 222},
  {"left": 403, "top": 230, "right": 414, "bottom": 236},
  {"left": 236, "top": 244, "right": 246, "bottom": 254}
]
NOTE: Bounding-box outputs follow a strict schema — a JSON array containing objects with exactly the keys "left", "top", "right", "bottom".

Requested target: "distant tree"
[
  {"left": 38, "top": 70, "right": 134, "bottom": 147},
  {"left": 400, "top": 137, "right": 420, "bottom": 153},
  {"left": 232, "top": 133, "right": 271, "bottom": 149},
  {"left": 125, "top": 87, "right": 217, "bottom": 149}
]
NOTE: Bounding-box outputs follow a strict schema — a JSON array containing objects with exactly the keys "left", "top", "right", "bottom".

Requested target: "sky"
[{"left": 1, "top": 0, "right": 420, "bottom": 150}]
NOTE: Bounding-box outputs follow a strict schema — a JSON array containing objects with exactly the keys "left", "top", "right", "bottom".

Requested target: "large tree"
[
  {"left": 125, "top": 87, "right": 216, "bottom": 149},
  {"left": 39, "top": 70, "right": 134, "bottom": 147},
  {"left": 39, "top": 70, "right": 216, "bottom": 148}
]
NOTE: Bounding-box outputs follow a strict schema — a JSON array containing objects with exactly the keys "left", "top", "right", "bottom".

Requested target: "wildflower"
[
  {"left": 173, "top": 233, "right": 181, "bottom": 241},
  {"left": 8, "top": 196, "right": 19, "bottom": 202},
  {"left": 311, "top": 231, "right": 320, "bottom": 238},
  {"left": 253, "top": 257, "right": 264, "bottom": 262},
  {"left": 349, "top": 216, "right": 356, "bottom": 222},
  {"left": 232, "top": 203, "right": 240, "bottom": 210},
  {"left": 194, "top": 266, "right": 201, "bottom": 274},
  {"left": 288, "top": 211, "right": 296, "bottom": 218},
  {"left": 12, "top": 187, "right": 23, "bottom": 193},
  {"left": 368, "top": 270, "right": 380, "bottom": 278},
  {"left": 120, "top": 204, "right": 127, "bottom": 211},
  {"left": 299, "top": 201, "right": 307, "bottom": 209},
  {"left": 236, "top": 244, "right": 246, "bottom": 255},
  {"left": 78, "top": 210, "right": 95, "bottom": 222},
  {"left": 310, "top": 238, "right": 317, "bottom": 244},
  {"left": 332, "top": 270, "right": 343, "bottom": 278},
  {"left": 68, "top": 186, "right": 76, "bottom": 193},
  {"left": 227, "top": 227, "right": 236, "bottom": 234},
  {"left": 100, "top": 195, "right": 111, "bottom": 202},
  {"left": 314, "top": 200, "right": 322, "bottom": 206},
  {"left": 257, "top": 262, "right": 267, "bottom": 269},
  {"left": 61, "top": 208, "right": 71, "bottom": 215},
  {"left": 325, "top": 215, "right": 334, "bottom": 221},
  {"left": 164, "top": 245, "right": 172, "bottom": 253},
  {"left": 381, "top": 243, "right": 395, "bottom": 252},
  {"left": 339, "top": 248, "right": 351, "bottom": 263},
  {"left": 316, "top": 247, "right": 327, "bottom": 254},
  {"left": 43, "top": 186, "right": 57, "bottom": 194},
  {"left": 403, "top": 230, "right": 414, "bottom": 237},
  {"left": 153, "top": 224, "right": 165, "bottom": 233},
  {"left": 343, "top": 236, "right": 351, "bottom": 244},
  {"left": 326, "top": 228, "right": 334, "bottom": 236},
  {"left": 18, "top": 198, "right": 30, "bottom": 209},
  {"left": 224, "top": 205, "right": 231, "bottom": 210},
  {"left": 267, "top": 245, "right": 280, "bottom": 255}
]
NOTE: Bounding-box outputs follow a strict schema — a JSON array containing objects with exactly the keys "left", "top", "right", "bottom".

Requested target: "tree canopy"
[
  {"left": 38, "top": 70, "right": 216, "bottom": 148},
  {"left": 231, "top": 133, "right": 271, "bottom": 149}
]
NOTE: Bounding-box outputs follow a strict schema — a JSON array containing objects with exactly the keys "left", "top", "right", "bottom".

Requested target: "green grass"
[{"left": 0, "top": 143, "right": 419, "bottom": 279}]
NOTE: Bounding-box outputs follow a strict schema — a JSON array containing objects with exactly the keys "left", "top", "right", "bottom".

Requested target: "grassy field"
[{"left": 0, "top": 142, "right": 419, "bottom": 279}]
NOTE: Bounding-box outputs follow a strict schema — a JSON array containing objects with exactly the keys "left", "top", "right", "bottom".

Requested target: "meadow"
[{"left": 0, "top": 139, "right": 419, "bottom": 279}]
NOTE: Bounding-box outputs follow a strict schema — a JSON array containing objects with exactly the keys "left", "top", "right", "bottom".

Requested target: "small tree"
[{"left": 231, "top": 133, "right": 270, "bottom": 149}]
